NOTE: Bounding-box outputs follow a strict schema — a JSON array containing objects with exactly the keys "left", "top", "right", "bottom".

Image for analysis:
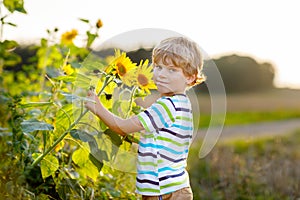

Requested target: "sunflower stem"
[
  {"left": 31, "top": 76, "right": 111, "bottom": 167},
  {"left": 125, "top": 86, "right": 138, "bottom": 119},
  {"left": 121, "top": 86, "right": 138, "bottom": 145}
]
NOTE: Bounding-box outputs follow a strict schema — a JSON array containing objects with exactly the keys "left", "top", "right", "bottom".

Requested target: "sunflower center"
[
  {"left": 138, "top": 74, "right": 149, "bottom": 86},
  {"left": 116, "top": 63, "right": 126, "bottom": 76}
]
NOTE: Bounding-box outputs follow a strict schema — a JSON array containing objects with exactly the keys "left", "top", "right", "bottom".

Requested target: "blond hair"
[{"left": 152, "top": 37, "right": 205, "bottom": 86}]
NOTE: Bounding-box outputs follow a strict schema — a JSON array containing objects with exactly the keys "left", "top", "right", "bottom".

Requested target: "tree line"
[
  {"left": 126, "top": 48, "right": 275, "bottom": 93},
  {"left": 10, "top": 46, "right": 276, "bottom": 94}
]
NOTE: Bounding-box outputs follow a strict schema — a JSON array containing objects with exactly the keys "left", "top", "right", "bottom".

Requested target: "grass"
[
  {"left": 195, "top": 88, "right": 300, "bottom": 113},
  {"left": 188, "top": 130, "right": 300, "bottom": 200},
  {"left": 196, "top": 109, "right": 300, "bottom": 128},
  {"left": 187, "top": 89, "right": 300, "bottom": 199},
  {"left": 192, "top": 88, "right": 300, "bottom": 128}
]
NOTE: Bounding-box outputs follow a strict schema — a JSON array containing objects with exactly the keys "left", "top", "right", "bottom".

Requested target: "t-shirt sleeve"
[{"left": 137, "top": 98, "right": 176, "bottom": 133}]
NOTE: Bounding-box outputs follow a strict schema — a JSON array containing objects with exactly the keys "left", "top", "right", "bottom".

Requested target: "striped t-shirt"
[{"left": 136, "top": 94, "right": 193, "bottom": 195}]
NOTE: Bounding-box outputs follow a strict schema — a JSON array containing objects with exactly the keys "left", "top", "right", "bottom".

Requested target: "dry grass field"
[
  {"left": 195, "top": 88, "right": 300, "bottom": 113},
  {"left": 188, "top": 88, "right": 300, "bottom": 199},
  {"left": 188, "top": 130, "right": 300, "bottom": 200}
]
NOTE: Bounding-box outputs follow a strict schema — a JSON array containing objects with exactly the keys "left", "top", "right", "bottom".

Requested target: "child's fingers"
[{"left": 87, "top": 90, "right": 95, "bottom": 97}]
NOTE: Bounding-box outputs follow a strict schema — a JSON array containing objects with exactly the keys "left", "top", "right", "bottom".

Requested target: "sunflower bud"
[{"left": 96, "top": 19, "right": 103, "bottom": 29}]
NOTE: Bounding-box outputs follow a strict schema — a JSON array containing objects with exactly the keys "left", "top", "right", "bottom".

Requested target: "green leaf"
[
  {"left": 72, "top": 148, "right": 99, "bottom": 181},
  {"left": 92, "top": 148, "right": 108, "bottom": 161},
  {"left": 78, "top": 18, "right": 89, "bottom": 23},
  {"left": 19, "top": 101, "right": 53, "bottom": 108},
  {"left": 40, "top": 38, "right": 48, "bottom": 47},
  {"left": 86, "top": 31, "right": 97, "bottom": 48},
  {"left": 72, "top": 148, "right": 88, "bottom": 166},
  {"left": 3, "top": 52, "right": 21, "bottom": 66},
  {"left": 0, "top": 126, "right": 11, "bottom": 137},
  {"left": 70, "top": 129, "right": 94, "bottom": 141},
  {"left": 54, "top": 75, "right": 76, "bottom": 83},
  {"left": 41, "top": 154, "right": 59, "bottom": 179},
  {"left": 2, "top": 40, "right": 18, "bottom": 50},
  {"left": 70, "top": 129, "right": 101, "bottom": 154},
  {"left": 21, "top": 119, "right": 54, "bottom": 133},
  {"left": 112, "top": 100, "right": 121, "bottom": 115},
  {"left": 112, "top": 100, "right": 130, "bottom": 118},
  {"left": 6, "top": 22, "right": 17, "bottom": 27},
  {"left": 89, "top": 152, "right": 104, "bottom": 171},
  {"left": 74, "top": 72, "right": 92, "bottom": 89},
  {"left": 55, "top": 104, "right": 75, "bottom": 131},
  {"left": 104, "top": 129, "right": 122, "bottom": 147},
  {"left": 3, "top": 0, "right": 27, "bottom": 14},
  {"left": 32, "top": 153, "right": 59, "bottom": 179},
  {"left": 70, "top": 61, "right": 81, "bottom": 68},
  {"left": 80, "top": 52, "right": 107, "bottom": 71},
  {"left": 70, "top": 129, "right": 108, "bottom": 167}
]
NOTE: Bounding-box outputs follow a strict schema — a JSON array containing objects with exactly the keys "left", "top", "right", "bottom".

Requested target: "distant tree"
[
  {"left": 197, "top": 54, "right": 275, "bottom": 93},
  {"left": 127, "top": 48, "right": 152, "bottom": 63},
  {"left": 7, "top": 45, "right": 38, "bottom": 72},
  {"left": 14, "top": 46, "right": 276, "bottom": 94}
]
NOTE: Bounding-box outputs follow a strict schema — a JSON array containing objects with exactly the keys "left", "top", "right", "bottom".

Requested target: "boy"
[{"left": 85, "top": 36, "right": 205, "bottom": 200}]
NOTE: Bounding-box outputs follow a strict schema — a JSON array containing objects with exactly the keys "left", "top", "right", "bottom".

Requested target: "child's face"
[{"left": 153, "top": 61, "right": 194, "bottom": 96}]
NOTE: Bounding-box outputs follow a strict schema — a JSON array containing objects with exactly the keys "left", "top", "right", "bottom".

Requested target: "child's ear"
[{"left": 186, "top": 75, "right": 196, "bottom": 85}]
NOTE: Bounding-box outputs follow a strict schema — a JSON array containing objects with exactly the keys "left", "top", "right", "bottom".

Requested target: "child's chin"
[
  {"left": 157, "top": 90, "right": 175, "bottom": 96},
  {"left": 157, "top": 88, "right": 171, "bottom": 94}
]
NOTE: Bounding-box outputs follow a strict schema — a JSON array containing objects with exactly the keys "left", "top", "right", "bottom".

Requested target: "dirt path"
[{"left": 194, "top": 118, "right": 300, "bottom": 142}]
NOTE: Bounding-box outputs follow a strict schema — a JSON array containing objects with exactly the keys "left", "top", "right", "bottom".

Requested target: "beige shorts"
[{"left": 142, "top": 187, "right": 193, "bottom": 200}]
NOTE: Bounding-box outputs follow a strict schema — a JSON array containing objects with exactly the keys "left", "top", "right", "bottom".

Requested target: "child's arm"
[
  {"left": 135, "top": 92, "right": 160, "bottom": 109},
  {"left": 85, "top": 90, "right": 144, "bottom": 136}
]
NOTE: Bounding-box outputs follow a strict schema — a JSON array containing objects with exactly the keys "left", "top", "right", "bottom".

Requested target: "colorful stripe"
[
  {"left": 157, "top": 136, "right": 189, "bottom": 147},
  {"left": 160, "top": 128, "right": 192, "bottom": 139},
  {"left": 172, "top": 123, "right": 193, "bottom": 130},
  {"left": 136, "top": 94, "right": 193, "bottom": 195},
  {"left": 139, "top": 142, "right": 188, "bottom": 155},
  {"left": 160, "top": 177, "right": 188, "bottom": 189},
  {"left": 136, "top": 178, "right": 159, "bottom": 185},
  {"left": 157, "top": 100, "right": 175, "bottom": 122},
  {"left": 152, "top": 106, "right": 170, "bottom": 128},
  {"left": 136, "top": 186, "right": 160, "bottom": 193},
  {"left": 176, "top": 116, "right": 193, "bottom": 121},
  {"left": 159, "top": 171, "right": 185, "bottom": 181}
]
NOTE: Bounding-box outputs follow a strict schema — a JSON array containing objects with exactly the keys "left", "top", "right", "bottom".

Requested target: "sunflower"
[
  {"left": 100, "top": 93, "right": 113, "bottom": 109},
  {"left": 135, "top": 60, "right": 157, "bottom": 94},
  {"left": 96, "top": 19, "right": 103, "bottom": 29},
  {"left": 61, "top": 29, "right": 78, "bottom": 45},
  {"left": 106, "top": 49, "right": 137, "bottom": 86},
  {"left": 62, "top": 63, "right": 75, "bottom": 75}
]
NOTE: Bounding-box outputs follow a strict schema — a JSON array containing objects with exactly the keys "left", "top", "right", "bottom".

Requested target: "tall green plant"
[
  {"left": 0, "top": 1, "right": 156, "bottom": 197},
  {"left": 2, "top": 14, "right": 156, "bottom": 199},
  {"left": 25, "top": 45, "right": 156, "bottom": 199},
  {"left": 0, "top": 0, "right": 26, "bottom": 73}
]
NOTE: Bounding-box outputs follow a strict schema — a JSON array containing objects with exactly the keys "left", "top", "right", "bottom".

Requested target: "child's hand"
[{"left": 85, "top": 90, "right": 101, "bottom": 114}]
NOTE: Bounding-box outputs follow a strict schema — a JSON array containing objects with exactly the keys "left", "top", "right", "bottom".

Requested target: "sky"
[{"left": 4, "top": 0, "right": 300, "bottom": 89}]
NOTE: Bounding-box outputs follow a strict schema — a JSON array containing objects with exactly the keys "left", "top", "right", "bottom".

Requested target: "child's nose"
[{"left": 158, "top": 68, "right": 168, "bottom": 77}]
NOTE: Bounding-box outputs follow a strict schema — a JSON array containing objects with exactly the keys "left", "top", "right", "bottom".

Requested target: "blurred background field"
[
  {"left": 198, "top": 88, "right": 300, "bottom": 113},
  {"left": 188, "top": 130, "right": 300, "bottom": 200},
  {"left": 188, "top": 88, "right": 300, "bottom": 199},
  {"left": 196, "top": 88, "right": 300, "bottom": 128}
]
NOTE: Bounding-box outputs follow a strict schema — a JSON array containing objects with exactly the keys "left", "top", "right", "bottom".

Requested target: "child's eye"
[
  {"left": 155, "top": 65, "right": 162, "bottom": 70},
  {"left": 169, "top": 68, "right": 177, "bottom": 72}
]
